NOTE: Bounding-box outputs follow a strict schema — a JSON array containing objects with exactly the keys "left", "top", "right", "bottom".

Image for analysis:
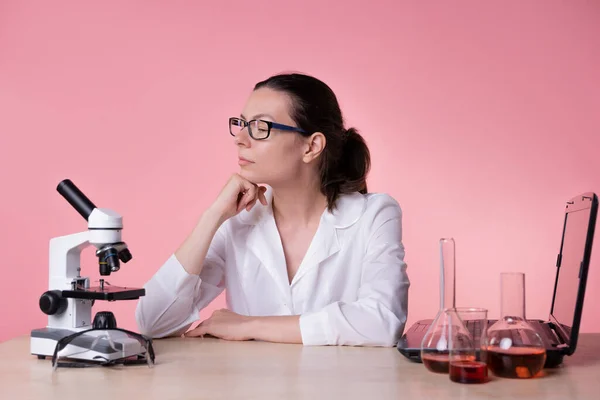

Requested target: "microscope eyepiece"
[{"left": 57, "top": 179, "right": 97, "bottom": 221}]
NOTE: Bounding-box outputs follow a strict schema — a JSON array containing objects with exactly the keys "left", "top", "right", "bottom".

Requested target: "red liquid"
[
  {"left": 487, "top": 346, "right": 546, "bottom": 379},
  {"left": 422, "top": 353, "right": 450, "bottom": 373},
  {"left": 449, "top": 360, "right": 488, "bottom": 383},
  {"left": 422, "top": 352, "right": 475, "bottom": 374}
]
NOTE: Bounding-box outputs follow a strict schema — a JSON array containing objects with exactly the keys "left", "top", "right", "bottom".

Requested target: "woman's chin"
[
  {"left": 238, "top": 168, "right": 259, "bottom": 182},
  {"left": 239, "top": 169, "right": 275, "bottom": 187}
]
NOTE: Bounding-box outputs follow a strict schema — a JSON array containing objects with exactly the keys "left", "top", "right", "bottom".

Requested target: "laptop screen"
[{"left": 550, "top": 194, "right": 597, "bottom": 347}]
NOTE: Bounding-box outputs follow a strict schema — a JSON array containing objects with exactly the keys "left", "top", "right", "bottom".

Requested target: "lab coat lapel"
[
  {"left": 291, "top": 192, "right": 367, "bottom": 287},
  {"left": 245, "top": 208, "right": 292, "bottom": 302},
  {"left": 290, "top": 217, "right": 340, "bottom": 286},
  {"left": 241, "top": 188, "right": 367, "bottom": 295}
]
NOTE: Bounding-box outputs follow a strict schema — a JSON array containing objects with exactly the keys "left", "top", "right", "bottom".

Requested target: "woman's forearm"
[
  {"left": 174, "top": 207, "right": 224, "bottom": 275},
  {"left": 248, "top": 316, "right": 303, "bottom": 344}
]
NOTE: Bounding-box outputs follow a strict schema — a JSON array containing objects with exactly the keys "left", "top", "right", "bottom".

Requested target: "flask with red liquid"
[
  {"left": 421, "top": 238, "right": 456, "bottom": 373},
  {"left": 448, "top": 307, "right": 489, "bottom": 384},
  {"left": 486, "top": 272, "right": 546, "bottom": 379}
]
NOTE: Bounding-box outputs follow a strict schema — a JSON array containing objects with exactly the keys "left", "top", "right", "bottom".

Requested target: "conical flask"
[
  {"left": 486, "top": 272, "right": 546, "bottom": 378},
  {"left": 420, "top": 238, "right": 456, "bottom": 373}
]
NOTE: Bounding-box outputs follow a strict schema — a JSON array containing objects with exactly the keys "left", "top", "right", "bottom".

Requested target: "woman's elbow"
[
  {"left": 135, "top": 301, "right": 155, "bottom": 337},
  {"left": 335, "top": 303, "right": 407, "bottom": 347},
  {"left": 366, "top": 317, "right": 405, "bottom": 347},
  {"left": 135, "top": 300, "right": 168, "bottom": 338},
  {"left": 135, "top": 299, "right": 196, "bottom": 339}
]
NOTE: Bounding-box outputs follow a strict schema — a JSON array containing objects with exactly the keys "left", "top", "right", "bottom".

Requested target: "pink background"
[{"left": 1, "top": 1, "right": 599, "bottom": 343}]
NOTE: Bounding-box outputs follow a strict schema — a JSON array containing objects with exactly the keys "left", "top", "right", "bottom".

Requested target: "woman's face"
[{"left": 235, "top": 87, "right": 307, "bottom": 186}]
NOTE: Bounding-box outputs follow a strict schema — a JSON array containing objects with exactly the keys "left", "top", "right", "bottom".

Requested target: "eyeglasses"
[
  {"left": 229, "top": 117, "right": 307, "bottom": 140},
  {"left": 51, "top": 327, "right": 155, "bottom": 370}
]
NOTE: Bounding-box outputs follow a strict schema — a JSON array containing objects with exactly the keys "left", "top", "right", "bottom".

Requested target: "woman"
[{"left": 135, "top": 73, "right": 409, "bottom": 347}]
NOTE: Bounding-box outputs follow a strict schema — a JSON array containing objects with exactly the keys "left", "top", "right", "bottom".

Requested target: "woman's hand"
[
  {"left": 184, "top": 309, "right": 256, "bottom": 341},
  {"left": 173, "top": 174, "right": 267, "bottom": 276},
  {"left": 209, "top": 173, "right": 268, "bottom": 222}
]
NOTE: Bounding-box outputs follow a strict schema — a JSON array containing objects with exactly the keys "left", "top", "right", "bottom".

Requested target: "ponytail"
[{"left": 321, "top": 127, "right": 371, "bottom": 209}]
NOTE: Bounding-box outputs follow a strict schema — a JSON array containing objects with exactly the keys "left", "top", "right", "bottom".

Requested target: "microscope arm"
[{"left": 49, "top": 231, "right": 92, "bottom": 290}]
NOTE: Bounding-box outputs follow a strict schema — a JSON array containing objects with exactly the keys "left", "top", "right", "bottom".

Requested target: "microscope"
[{"left": 30, "top": 179, "right": 147, "bottom": 362}]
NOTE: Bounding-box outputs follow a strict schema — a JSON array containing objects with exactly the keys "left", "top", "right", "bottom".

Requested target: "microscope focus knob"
[
  {"left": 93, "top": 311, "right": 117, "bottom": 329},
  {"left": 39, "top": 290, "right": 67, "bottom": 315}
]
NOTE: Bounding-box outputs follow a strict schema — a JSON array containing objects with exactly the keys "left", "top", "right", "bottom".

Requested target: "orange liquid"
[{"left": 487, "top": 346, "right": 546, "bottom": 379}]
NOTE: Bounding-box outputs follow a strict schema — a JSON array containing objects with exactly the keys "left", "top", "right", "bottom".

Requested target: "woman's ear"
[{"left": 302, "top": 132, "right": 326, "bottom": 163}]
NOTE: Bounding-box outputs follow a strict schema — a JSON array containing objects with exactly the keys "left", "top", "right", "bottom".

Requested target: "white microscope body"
[{"left": 30, "top": 179, "right": 146, "bottom": 362}]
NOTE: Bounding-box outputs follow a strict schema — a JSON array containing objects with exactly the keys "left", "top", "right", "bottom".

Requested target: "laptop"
[{"left": 397, "top": 192, "right": 598, "bottom": 368}]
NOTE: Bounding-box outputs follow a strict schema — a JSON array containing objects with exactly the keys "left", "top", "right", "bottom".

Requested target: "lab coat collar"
[
  {"left": 237, "top": 186, "right": 367, "bottom": 229},
  {"left": 241, "top": 186, "right": 367, "bottom": 296}
]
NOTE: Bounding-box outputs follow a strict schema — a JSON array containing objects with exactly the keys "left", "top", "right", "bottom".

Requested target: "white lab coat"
[{"left": 135, "top": 188, "right": 410, "bottom": 347}]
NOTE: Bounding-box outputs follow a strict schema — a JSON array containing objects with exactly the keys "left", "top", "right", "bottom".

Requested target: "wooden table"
[{"left": 2, "top": 333, "right": 600, "bottom": 399}]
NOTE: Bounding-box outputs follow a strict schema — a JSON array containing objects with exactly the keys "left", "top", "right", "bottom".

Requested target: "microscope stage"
[{"left": 61, "top": 286, "right": 145, "bottom": 301}]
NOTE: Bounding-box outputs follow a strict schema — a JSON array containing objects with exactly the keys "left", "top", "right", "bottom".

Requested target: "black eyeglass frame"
[{"left": 229, "top": 117, "right": 307, "bottom": 140}]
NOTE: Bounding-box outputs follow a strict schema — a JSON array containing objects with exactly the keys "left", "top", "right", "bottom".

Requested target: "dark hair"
[{"left": 254, "top": 73, "right": 371, "bottom": 211}]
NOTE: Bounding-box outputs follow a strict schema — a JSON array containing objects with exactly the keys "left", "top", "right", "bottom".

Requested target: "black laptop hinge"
[
  {"left": 557, "top": 343, "right": 569, "bottom": 354},
  {"left": 556, "top": 253, "right": 562, "bottom": 268}
]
